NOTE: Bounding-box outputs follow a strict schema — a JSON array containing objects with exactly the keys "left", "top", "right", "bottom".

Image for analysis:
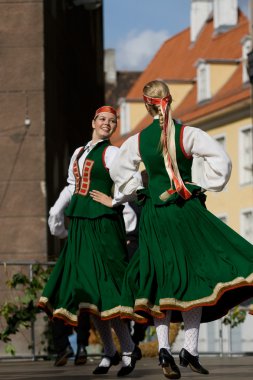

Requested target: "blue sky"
[{"left": 103, "top": 0, "right": 250, "bottom": 71}]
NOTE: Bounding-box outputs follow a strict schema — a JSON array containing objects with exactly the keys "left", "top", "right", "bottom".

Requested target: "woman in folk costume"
[
  {"left": 38, "top": 106, "right": 141, "bottom": 377},
  {"left": 109, "top": 80, "right": 253, "bottom": 379}
]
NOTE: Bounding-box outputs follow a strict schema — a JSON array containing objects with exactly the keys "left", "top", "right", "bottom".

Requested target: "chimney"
[
  {"left": 191, "top": 0, "right": 213, "bottom": 43},
  {"left": 213, "top": 0, "right": 238, "bottom": 33},
  {"left": 104, "top": 48, "right": 117, "bottom": 85}
]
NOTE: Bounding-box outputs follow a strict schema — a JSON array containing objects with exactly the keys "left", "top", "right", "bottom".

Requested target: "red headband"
[
  {"left": 95, "top": 106, "right": 117, "bottom": 118},
  {"left": 143, "top": 94, "right": 172, "bottom": 108}
]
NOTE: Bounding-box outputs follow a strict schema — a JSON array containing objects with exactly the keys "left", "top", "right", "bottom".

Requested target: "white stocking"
[
  {"left": 154, "top": 310, "right": 172, "bottom": 353},
  {"left": 182, "top": 307, "right": 202, "bottom": 356}
]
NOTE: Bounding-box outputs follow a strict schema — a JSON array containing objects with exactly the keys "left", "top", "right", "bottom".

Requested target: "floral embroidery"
[
  {"left": 74, "top": 158, "right": 94, "bottom": 196},
  {"left": 80, "top": 159, "right": 94, "bottom": 195}
]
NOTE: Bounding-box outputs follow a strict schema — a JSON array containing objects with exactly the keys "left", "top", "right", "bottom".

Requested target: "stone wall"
[{"left": 0, "top": 0, "right": 46, "bottom": 263}]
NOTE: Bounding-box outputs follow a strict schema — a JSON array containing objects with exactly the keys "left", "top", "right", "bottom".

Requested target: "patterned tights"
[
  {"left": 91, "top": 316, "right": 135, "bottom": 367},
  {"left": 154, "top": 307, "right": 202, "bottom": 356},
  {"left": 182, "top": 307, "right": 202, "bottom": 356}
]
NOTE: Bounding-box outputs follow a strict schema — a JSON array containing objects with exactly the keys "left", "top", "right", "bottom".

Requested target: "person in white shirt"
[
  {"left": 109, "top": 80, "right": 253, "bottom": 379},
  {"left": 38, "top": 106, "right": 141, "bottom": 376}
]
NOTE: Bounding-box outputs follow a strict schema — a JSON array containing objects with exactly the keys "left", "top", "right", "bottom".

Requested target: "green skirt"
[
  {"left": 38, "top": 214, "right": 128, "bottom": 325},
  {"left": 120, "top": 195, "right": 253, "bottom": 324}
]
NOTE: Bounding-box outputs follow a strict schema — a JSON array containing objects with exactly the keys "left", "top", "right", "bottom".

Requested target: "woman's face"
[{"left": 92, "top": 112, "right": 117, "bottom": 141}]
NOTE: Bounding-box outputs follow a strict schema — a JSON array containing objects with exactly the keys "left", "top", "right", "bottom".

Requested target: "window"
[
  {"left": 192, "top": 134, "right": 226, "bottom": 187},
  {"left": 216, "top": 214, "right": 228, "bottom": 224},
  {"left": 239, "top": 126, "right": 253, "bottom": 185},
  {"left": 197, "top": 61, "right": 211, "bottom": 103},
  {"left": 241, "top": 208, "right": 253, "bottom": 243},
  {"left": 120, "top": 100, "right": 130, "bottom": 135},
  {"left": 214, "top": 134, "right": 226, "bottom": 149},
  {"left": 242, "top": 37, "right": 252, "bottom": 84},
  {"left": 214, "top": 134, "right": 227, "bottom": 190}
]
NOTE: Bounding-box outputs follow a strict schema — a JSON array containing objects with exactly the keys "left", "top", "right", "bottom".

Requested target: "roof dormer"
[
  {"left": 196, "top": 60, "right": 211, "bottom": 103},
  {"left": 196, "top": 58, "right": 239, "bottom": 103}
]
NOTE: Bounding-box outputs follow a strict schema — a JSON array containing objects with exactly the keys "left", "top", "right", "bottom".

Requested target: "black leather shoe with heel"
[
  {"left": 54, "top": 345, "right": 74, "bottom": 367},
  {"left": 93, "top": 351, "right": 121, "bottom": 374},
  {"left": 74, "top": 345, "right": 87, "bottom": 365},
  {"left": 159, "top": 348, "right": 181, "bottom": 379},
  {"left": 117, "top": 345, "right": 142, "bottom": 377},
  {"left": 179, "top": 348, "right": 209, "bottom": 375}
]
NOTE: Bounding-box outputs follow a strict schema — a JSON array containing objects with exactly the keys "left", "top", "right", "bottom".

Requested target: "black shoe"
[
  {"left": 54, "top": 345, "right": 74, "bottom": 367},
  {"left": 179, "top": 348, "right": 209, "bottom": 374},
  {"left": 132, "top": 323, "right": 147, "bottom": 345},
  {"left": 93, "top": 351, "right": 121, "bottom": 374},
  {"left": 117, "top": 345, "right": 142, "bottom": 377},
  {"left": 159, "top": 348, "right": 181, "bottom": 379},
  {"left": 75, "top": 345, "right": 87, "bottom": 365}
]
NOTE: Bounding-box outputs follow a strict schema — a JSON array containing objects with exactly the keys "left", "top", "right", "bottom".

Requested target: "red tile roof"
[
  {"left": 111, "top": 9, "right": 251, "bottom": 145},
  {"left": 127, "top": 10, "right": 248, "bottom": 100}
]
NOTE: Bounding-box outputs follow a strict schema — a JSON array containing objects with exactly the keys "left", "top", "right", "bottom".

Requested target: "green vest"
[
  {"left": 65, "top": 140, "right": 118, "bottom": 218},
  {"left": 139, "top": 119, "right": 200, "bottom": 205}
]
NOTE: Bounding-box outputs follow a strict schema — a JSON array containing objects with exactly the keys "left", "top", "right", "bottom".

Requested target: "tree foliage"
[{"left": 0, "top": 264, "right": 53, "bottom": 356}]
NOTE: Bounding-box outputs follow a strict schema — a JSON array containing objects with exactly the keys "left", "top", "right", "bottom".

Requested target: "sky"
[{"left": 103, "top": 0, "right": 250, "bottom": 71}]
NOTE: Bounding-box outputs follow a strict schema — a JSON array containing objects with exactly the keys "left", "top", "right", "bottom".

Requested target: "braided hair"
[{"left": 143, "top": 80, "right": 172, "bottom": 130}]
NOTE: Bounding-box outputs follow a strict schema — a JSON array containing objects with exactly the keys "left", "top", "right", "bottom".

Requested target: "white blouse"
[
  {"left": 48, "top": 140, "right": 135, "bottom": 238},
  {"left": 110, "top": 125, "right": 232, "bottom": 196}
]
